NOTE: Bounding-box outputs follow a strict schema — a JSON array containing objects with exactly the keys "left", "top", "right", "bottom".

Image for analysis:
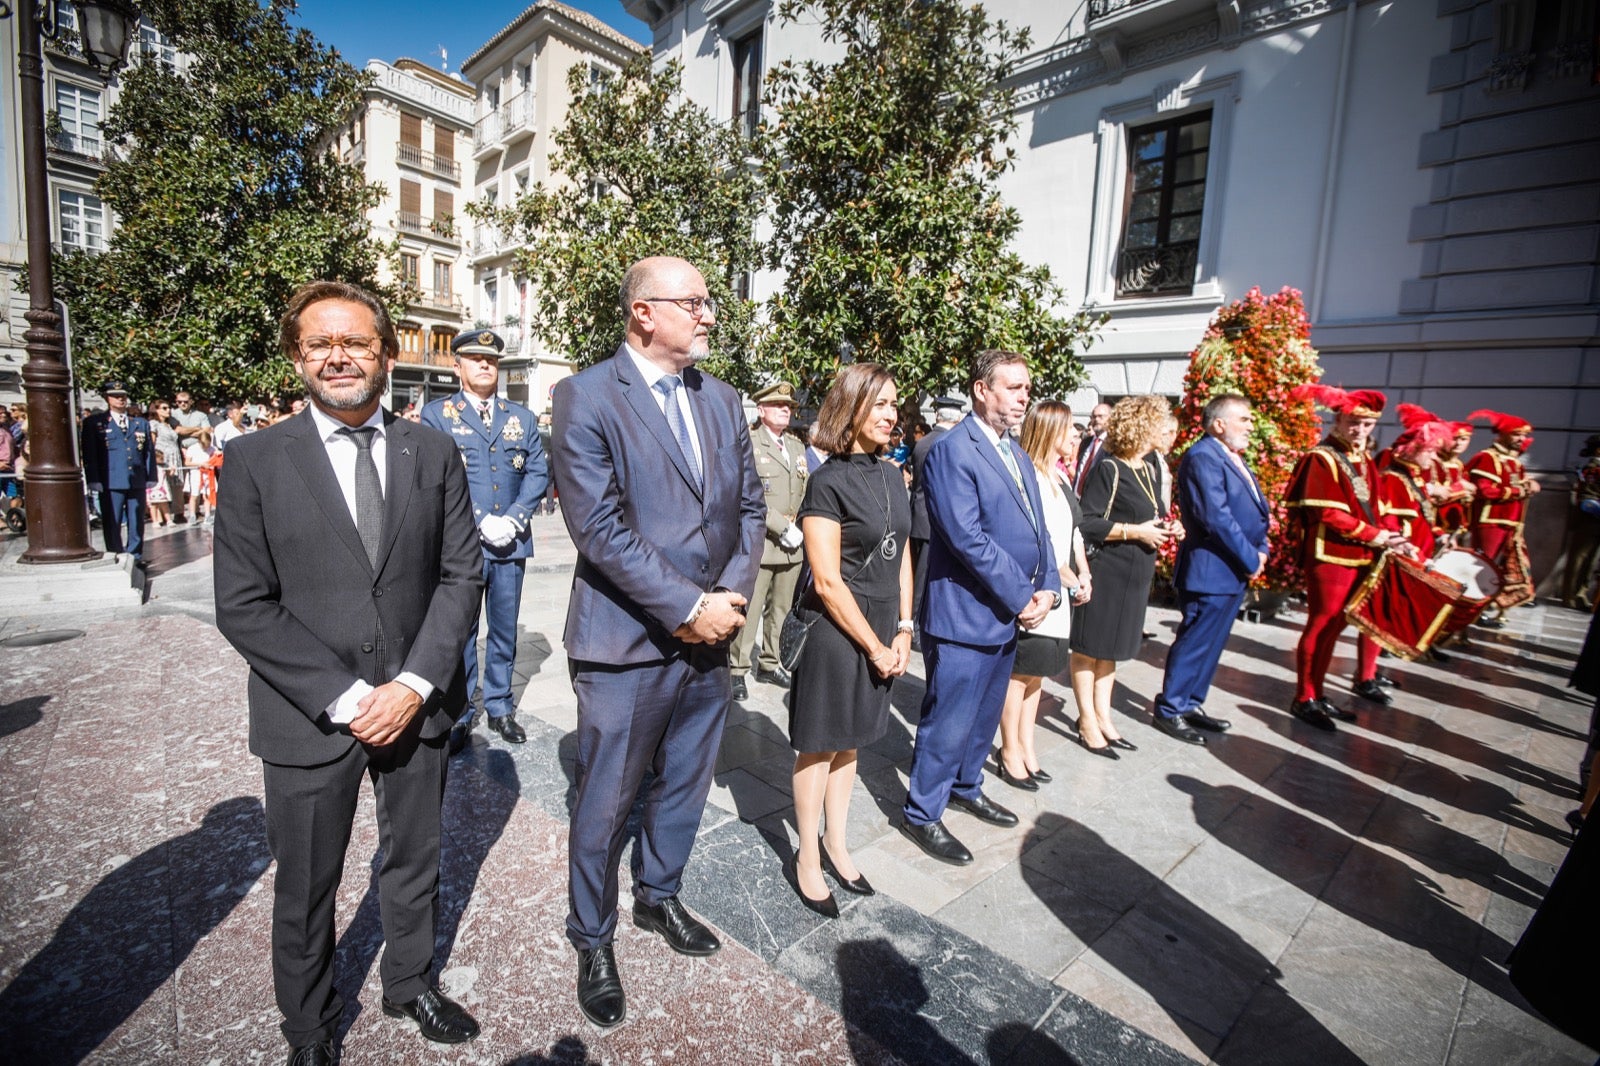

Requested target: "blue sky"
[{"left": 291, "top": 1, "right": 649, "bottom": 73}]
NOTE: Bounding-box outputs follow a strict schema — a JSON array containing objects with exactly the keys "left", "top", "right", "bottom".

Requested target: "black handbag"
[{"left": 778, "top": 539, "right": 884, "bottom": 673}]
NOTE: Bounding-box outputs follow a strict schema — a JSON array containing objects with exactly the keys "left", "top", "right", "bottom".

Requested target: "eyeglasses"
[
  {"left": 299, "top": 335, "right": 383, "bottom": 361},
  {"left": 644, "top": 296, "right": 717, "bottom": 318}
]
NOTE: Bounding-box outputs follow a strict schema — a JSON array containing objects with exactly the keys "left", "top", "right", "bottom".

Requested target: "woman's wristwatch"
[{"left": 896, "top": 619, "right": 915, "bottom": 635}]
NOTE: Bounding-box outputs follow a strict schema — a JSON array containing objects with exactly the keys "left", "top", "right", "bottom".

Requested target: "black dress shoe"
[
  {"left": 819, "top": 838, "right": 875, "bottom": 895},
  {"left": 1317, "top": 698, "right": 1357, "bottom": 723},
  {"left": 1150, "top": 714, "right": 1206, "bottom": 745},
  {"left": 1289, "top": 699, "right": 1337, "bottom": 731},
  {"left": 1425, "top": 647, "right": 1452, "bottom": 664},
  {"left": 1028, "top": 767, "right": 1053, "bottom": 784},
  {"left": 632, "top": 896, "right": 720, "bottom": 956},
  {"left": 755, "top": 666, "right": 792, "bottom": 688},
  {"left": 1107, "top": 737, "right": 1138, "bottom": 752},
  {"left": 487, "top": 713, "right": 527, "bottom": 743},
  {"left": 382, "top": 986, "right": 480, "bottom": 1044},
  {"left": 949, "top": 791, "right": 1019, "bottom": 826},
  {"left": 576, "top": 945, "right": 626, "bottom": 1027},
  {"left": 286, "top": 1040, "right": 334, "bottom": 1066},
  {"left": 1351, "top": 679, "right": 1392, "bottom": 706},
  {"left": 731, "top": 675, "right": 748, "bottom": 702},
  {"left": 1477, "top": 614, "right": 1507, "bottom": 629},
  {"left": 1373, "top": 672, "right": 1399, "bottom": 689},
  {"left": 1078, "top": 734, "right": 1120, "bottom": 760},
  {"left": 447, "top": 717, "right": 473, "bottom": 756},
  {"left": 789, "top": 862, "right": 840, "bottom": 918},
  {"left": 898, "top": 819, "right": 973, "bottom": 865},
  {"left": 996, "top": 760, "right": 1040, "bottom": 791},
  {"left": 1185, "top": 710, "right": 1231, "bottom": 732}
]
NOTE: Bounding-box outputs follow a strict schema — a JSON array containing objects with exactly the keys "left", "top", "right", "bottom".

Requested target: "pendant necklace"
[{"left": 852, "top": 456, "right": 898, "bottom": 562}]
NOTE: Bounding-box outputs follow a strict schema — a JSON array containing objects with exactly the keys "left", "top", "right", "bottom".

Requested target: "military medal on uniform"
[{"left": 502, "top": 415, "right": 524, "bottom": 442}]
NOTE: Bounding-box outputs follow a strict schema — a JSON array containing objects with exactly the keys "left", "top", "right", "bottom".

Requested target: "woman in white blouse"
[{"left": 994, "top": 400, "right": 1091, "bottom": 789}]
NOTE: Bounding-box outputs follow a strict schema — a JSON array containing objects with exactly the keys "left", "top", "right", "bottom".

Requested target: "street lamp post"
[{"left": 4, "top": 0, "right": 140, "bottom": 563}]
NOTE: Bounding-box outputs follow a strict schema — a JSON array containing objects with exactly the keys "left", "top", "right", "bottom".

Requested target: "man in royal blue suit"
[
  {"left": 80, "top": 380, "right": 158, "bottom": 563},
  {"left": 421, "top": 328, "right": 549, "bottom": 749},
  {"left": 549, "top": 256, "right": 764, "bottom": 1028},
  {"left": 902, "top": 349, "right": 1061, "bottom": 865},
  {"left": 1150, "top": 394, "right": 1270, "bottom": 745}
]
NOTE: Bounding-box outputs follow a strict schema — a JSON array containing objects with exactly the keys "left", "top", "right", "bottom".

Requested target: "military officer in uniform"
[
  {"left": 80, "top": 380, "right": 157, "bottom": 563},
  {"left": 422, "top": 330, "right": 550, "bottom": 747},
  {"left": 732, "top": 381, "right": 808, "bottom": 702}
]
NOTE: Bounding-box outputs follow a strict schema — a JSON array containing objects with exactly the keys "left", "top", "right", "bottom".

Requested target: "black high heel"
[
  {"left": 1028, "top": 767, "right": 1053, "bottom": 784},
  {"left": 789, "top": 859, "right": 840, "bottom": 917},
  {"left": 819, "top": 838, "right": 875, "bottom": 896},
  {"left": 1107, "top": 737, "right": 1138, "bottom": 752},
  {"left": 1078, "top": 734, "right": 1119, "bottom": 760},
  {"left": 995, "top": 760, "right": 1040, "bottom": 792}
]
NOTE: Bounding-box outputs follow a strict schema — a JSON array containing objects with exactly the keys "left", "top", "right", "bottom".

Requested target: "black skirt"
[
  {"left": 1013, "top": 633, "right": 1069, "bottom": 678},
  {"left": 787, "top": 589, "right": 897, "bottom": 753}
]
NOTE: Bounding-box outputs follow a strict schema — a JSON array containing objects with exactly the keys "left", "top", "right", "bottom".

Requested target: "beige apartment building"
[
  {"left": 331, "top": 58, "right": 477, "bottom": 408},
  {"left": 461, "top": 1, "right": 644, "bottom": 411}
]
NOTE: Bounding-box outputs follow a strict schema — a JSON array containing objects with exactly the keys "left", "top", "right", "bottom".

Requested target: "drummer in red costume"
[
  {"left": 1465, "top": 409, "right": 1538, "bottom": 564},
  {"left": 1433, "top": 421, "right": 1476, "bottom": 546},
  {"left": 1379, "top": 411, "right": 1454, "bottom": 559},
  {"left": 1286, "top": 385, "right": 1412, "bottom": 730}
]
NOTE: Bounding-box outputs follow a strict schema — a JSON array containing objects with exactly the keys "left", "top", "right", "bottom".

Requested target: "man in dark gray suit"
[
  {"left": 549, "top": 256, "right": 764, "bottom": 1028},
  {"left": 214, "top": 281, "right": 484, "bottom": 1066}
]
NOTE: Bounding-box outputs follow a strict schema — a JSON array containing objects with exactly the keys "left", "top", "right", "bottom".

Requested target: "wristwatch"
[{"left": 896, "top": 619, "right": 915, "bottom": 635}]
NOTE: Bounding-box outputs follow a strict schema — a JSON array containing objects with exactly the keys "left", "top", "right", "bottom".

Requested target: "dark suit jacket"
[
  {"left": 550, "top": 348, "right": 765, "bottom": 665},
  {"left": 908, "top": 423, "right": 950, "bottom": 541},
  {"left": 1173, "top": 434, "right": 1270, "bottom": 595},
  {"left": 213, "top": 409, "right": 484, "bottom": 767},
  {"left": 921, "top": 415, "right": 1060, "bottom": 646}
]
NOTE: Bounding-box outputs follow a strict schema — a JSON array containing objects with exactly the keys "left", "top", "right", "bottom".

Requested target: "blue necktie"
[
  {"left": 997, "top": 439, "right": 1036, "bottom": 528},
  {"left": 654, "top": 376, "right": 701, "bottom": 490}
]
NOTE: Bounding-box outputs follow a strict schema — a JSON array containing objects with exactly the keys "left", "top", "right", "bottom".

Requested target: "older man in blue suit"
[
  {"left": 902, "top": 349, "right": 1061, "bottom": 866},
  {"left": 421, "top": 329, "right": 549, "bottom": 749},
  {"left": 549, "top": 256, "right": 764, "bottom": 1028},
  {"left": 1150, "top": 394, "right": 1270, "bottom": 745}
]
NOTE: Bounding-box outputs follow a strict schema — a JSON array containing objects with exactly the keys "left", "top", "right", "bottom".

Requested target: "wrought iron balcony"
[
  {"left": 47, "top": 132, "right": 108, "bottom": 165},
  {"left": 396, "top": 141, "right": 460, "bottom": 182},
  {"left": 395, "top": 212, "right": 459, "bottom": 243},
  {"left": 1115, "top": 240, "right": 1199, "bottom": 298}
]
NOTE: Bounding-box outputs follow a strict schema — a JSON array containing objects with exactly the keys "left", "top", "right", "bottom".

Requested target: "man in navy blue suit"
[
  {"left": 421, "top": 329, "right": 549, "bottom": 749},
  {"left": 1150, "top": 394, "right": 1270, "bottom": 745},
  {"left": 902, "top": 349, "right": 1061, "bottom": 865},
  {"left": 80, "top": 380, "right": 157, "bottom": 563},
  {"left": 549, "top": 256, "right": 764, "bottom": 1028}
]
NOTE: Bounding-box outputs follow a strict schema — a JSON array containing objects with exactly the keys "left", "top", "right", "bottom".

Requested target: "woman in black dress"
[
  {"left": 788, "top": 363, "right": 913, "bottom": 917},
  {"left": 1069, "top": 396, "right": 1182, "bottom": 757}
]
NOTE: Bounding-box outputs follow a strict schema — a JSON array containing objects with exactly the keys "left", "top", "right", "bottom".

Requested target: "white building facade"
[
  {"left": 625, "top": 0, "right": 1598, "bottom": 474},
  {"left": 0, "top": 5, "right": 184, "bottom": 407},
  {"left": 461, "top": 1, "right": 644, "bottom": 412},
  {"left": 331, "top": 58, "right": 477, "bottom": 409}
]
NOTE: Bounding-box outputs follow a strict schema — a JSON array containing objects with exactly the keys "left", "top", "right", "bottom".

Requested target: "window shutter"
[
  {"left": 434, "top": 124, "right": 453, "bottom": 161},
  {"left": 400, "top": 111, "right": 422, "bottom": 147},
  {"left": 399, "top": 179, "right": 421, "bottom": 215},
  {"left": 434, "top": 189, "right": 454, "bottom": 220}
]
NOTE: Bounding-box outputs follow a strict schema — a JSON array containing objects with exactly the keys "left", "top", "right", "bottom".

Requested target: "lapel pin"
[{"left": 402, "top": 447, "right": 411, "bottom": 456}]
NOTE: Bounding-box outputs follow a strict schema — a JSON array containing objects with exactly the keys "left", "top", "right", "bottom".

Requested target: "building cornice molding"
[
  {"left": 1007, "top": 0, "right": 1337, "bottom": 110},
  {"left": 463, "top": 1, "right": 646, "bottom": 77}
]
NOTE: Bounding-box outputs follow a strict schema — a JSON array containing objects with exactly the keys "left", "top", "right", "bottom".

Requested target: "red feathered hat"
[
  {"left": 1293, "top": 383, "right": 1386, "bottom": 418},
  {"left": 1396, "top": 402, "right": 1441, "bottom": 430},
  {"left": 1450, "top": 421, "right": 1474, "bottom": 436},
  {"left": 1467, "top": 409, "right": 1531, "bottom": 435},
  {"left": 1393, "top": 420, "right": 1453, "bottom": 454}
]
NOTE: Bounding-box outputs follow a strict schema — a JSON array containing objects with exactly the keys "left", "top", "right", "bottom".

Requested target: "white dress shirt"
[
  {"left": 305, "top": 404, "right": 433, "bottom": 722},
  {"left": 625, "top": 343, "right": 704, "bottom": 474}
]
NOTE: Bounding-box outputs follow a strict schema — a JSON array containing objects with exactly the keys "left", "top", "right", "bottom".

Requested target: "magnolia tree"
[{"left": 1167, "top": 286, "right": 1323, "bottom": 592}]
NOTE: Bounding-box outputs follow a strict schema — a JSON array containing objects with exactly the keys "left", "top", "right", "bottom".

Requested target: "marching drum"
[
  {"left": 1429, "top": 548, "right": 1501, "bottom": 632},
  {"left": 1346, "top": 553, "right": 1463, "bottom": 660}
]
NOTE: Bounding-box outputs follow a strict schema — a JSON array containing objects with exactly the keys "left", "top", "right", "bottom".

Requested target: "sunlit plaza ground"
[{"left": 0, "top": 518, "right": 1592, "bottom": 1064}]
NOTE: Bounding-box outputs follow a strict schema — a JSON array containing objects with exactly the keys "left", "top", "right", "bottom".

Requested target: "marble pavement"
[{"left": 0, "top": 518, "right": 1593, "bottom": 1064}]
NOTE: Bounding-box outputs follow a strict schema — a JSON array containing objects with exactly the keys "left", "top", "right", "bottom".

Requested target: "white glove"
[
  {"left": 478, "top": 514, "right": 519, "bottom": 547},
  {"left": 778, "top": 523, "right": 804, "bottom": 551}
]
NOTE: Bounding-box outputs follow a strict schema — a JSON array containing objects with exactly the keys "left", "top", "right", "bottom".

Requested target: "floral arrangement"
[{"left": 1162, "top": 286, "right": 1322, "bottom": 592}]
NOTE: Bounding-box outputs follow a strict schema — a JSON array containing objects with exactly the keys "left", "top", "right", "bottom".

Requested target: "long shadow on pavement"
[{"left": 0, "top": 796, "right": 269, "bottom": 1063}]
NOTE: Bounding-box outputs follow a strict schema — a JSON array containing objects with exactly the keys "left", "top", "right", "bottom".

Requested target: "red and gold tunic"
[
  {"left": 1288, "top": 436, "right": 1390, "bottom": 568},
  {"left": 1378, "top": 458, "right": 1436, "bottom": 559},
  {"left": 1465, "top": 443, "right": 1531, "bottom": 530},
  {"left": 1431, "top": 456, "right": 1473, "bottom": 537}
]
